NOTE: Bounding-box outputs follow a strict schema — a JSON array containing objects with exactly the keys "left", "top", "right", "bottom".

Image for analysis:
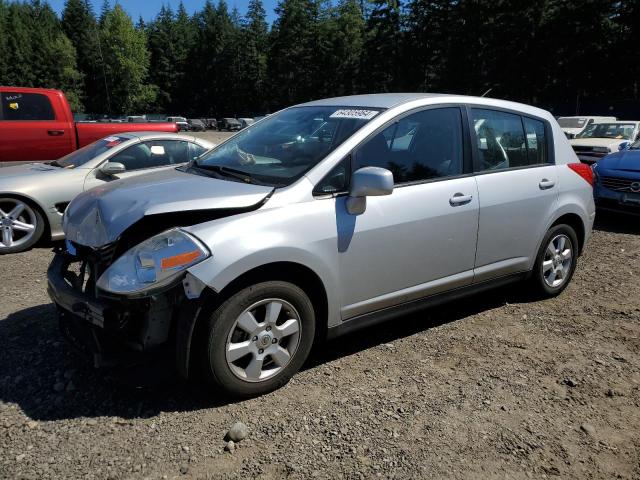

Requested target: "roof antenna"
[{"left": 480, "top": 88, "right": 493, "bottom": 98}]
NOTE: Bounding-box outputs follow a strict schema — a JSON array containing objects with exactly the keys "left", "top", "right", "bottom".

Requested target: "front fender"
[{"left": 184, "top": 198, "right": 342, "bottom": 327}]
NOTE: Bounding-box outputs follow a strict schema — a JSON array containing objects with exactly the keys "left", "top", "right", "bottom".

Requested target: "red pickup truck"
[{"left": 0, "top": 87, "right": 178, "bottom": 162}]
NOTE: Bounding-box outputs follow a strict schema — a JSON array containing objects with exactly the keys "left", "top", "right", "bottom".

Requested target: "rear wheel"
[
  {"left": 530, "top": 224, "right": 578, "bottom": 297},
  {"left": 200, "top": 281, "right": 315, "bottom": 398},
  {"left": 0, "top": 198, "right": 45, "bottom": 254}
]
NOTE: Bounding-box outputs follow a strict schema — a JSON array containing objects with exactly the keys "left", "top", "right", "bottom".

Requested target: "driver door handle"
[
  {"left": 48, "top": 129, "right": 65, "bottom": 136},
  {"left": 539, "top": 179, "right": 555, "bottom": 190},
  {"left": 449, "top": 193, "right": 473, "bottom": 206}
]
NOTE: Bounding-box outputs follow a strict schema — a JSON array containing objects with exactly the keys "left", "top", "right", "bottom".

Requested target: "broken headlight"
[{"left": 96, "top": 228, "right": 210, "bottom": 296}]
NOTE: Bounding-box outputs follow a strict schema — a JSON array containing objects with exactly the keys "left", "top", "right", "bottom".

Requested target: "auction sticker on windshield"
[{"left": 330, "top": 109, "right": 379, "bottom": 120}]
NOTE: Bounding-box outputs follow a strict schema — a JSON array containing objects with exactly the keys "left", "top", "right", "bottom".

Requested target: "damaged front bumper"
[{"left": 47, "top": 252, "right": 199, "bottom": 372}]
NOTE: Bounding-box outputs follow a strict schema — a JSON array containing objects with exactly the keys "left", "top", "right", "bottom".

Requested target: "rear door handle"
[
  {"left": 48, "top": 130, "right": 65, "bottom": 136},
  {"left": 539, "top": 179, "right": 555, "bottom": 190},
  {"left": 449, "top": 193, "right": 473, "bottom": 206}
]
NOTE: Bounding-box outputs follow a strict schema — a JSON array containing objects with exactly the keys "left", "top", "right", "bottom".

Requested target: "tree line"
[{"left": 0, "top": 0, "right": 638, "bottom": 117}]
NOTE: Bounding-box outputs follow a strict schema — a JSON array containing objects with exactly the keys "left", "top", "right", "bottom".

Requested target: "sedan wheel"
[
  {"left": 225, "top": 299, "right": 301, "bottom": 382},
  {"left": 542, "top": 234, "right": 573, "bottom": 288},
  {"left": 0, "top": 198, "right": 44, "bottom": 254},
  {"left": 531, "top": 224, "right": 578, "bottom": 297},
  {"left": 201, "top": 281, "right": 315, "bottom": 398}
]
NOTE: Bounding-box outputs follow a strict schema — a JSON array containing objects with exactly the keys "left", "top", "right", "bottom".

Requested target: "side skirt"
[{"left": 326, "top": 271, "right": 529, "bottom": 340}]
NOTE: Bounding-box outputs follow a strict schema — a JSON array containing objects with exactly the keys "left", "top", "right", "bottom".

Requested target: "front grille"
[
  {"left": 65, "top": 242, "right": 118, "bottom": 297},
  {"left": 572, "top": 146, "right": 608, "bottom": 158},
  {"left": 600, "top": 176, "right": 640, "bottom": 192}
]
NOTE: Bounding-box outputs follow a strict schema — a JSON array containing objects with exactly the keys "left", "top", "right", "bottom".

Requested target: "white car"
[
  {"left": 570, "top": 121, "right": 640, "bottom": 164},
  {"left": 557, "top": 116, "right": 616, "bottom": 139},
  {"left": 166, "top": 116, "right": 190, "bottom": 131}
]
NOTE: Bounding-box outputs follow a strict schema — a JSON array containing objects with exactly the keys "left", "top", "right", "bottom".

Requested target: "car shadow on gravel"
[
  {"left": 593, "top": 211, "right": 640, "bottom": 235},
  {"left": 0, "top": 282, "right": 534, "bottom": 422}
]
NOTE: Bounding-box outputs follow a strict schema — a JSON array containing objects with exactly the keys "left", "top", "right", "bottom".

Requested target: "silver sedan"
[{"left": 0, "top": 132, "right": 213, "bottom": 254}]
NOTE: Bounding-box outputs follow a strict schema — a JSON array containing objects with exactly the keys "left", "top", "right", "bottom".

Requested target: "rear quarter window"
[{"left": 1, "top": 92, "right": 55, "bottom": 121}]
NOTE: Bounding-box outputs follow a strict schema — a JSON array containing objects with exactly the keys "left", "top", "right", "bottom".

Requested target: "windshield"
[
  {"left": 56, "top": 135, "right": 129, "bottom": 168},
  {"left": 577, "top": 123, "right": 636, "bottom": 140},
  {"left": 558, "top": 117, "right": 588, "bottom": 129},
  {"left": 192, "top": 106, "right": 383, "bottom": 186}
]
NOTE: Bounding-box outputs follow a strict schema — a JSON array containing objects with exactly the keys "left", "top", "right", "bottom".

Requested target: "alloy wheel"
[
  {"left": 0, "top": 199, "right": 37, "bottom": 251},
  {"left": 225, "top": 298, "right": 302, "bottom": 383},
  {"left": 542, "top": 234, "right": 573, "bottom": 288}
]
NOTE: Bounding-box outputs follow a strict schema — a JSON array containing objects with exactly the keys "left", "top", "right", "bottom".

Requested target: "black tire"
[
  {"left": 0, "top": 199, "right": 45, "bottom": 255},
  {"left": 200, "top": 281, "right": 316, "bottom": 398},
  {"left": 530, "top": 223, "right": 579, "bottom": 297}
]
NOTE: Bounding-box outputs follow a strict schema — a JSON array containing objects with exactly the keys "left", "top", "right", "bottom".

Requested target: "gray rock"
[
  {"left": 225, "top": 440, "right": 235, "bottom": 453},
  {"left": 227, "top": 421, "right": 249, "bottom": 442},
  {"left": 580, "top": 423, "right": 595, "bottom": 435}
]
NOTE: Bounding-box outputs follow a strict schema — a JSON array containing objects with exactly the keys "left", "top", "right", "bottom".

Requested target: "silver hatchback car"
[{"left": 47, "top": 94, "right": 595, "bottom": 397}]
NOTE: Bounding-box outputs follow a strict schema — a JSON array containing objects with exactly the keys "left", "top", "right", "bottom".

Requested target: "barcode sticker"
[{"left": 330, "top": 109, "right": 379, "bottom": 120}]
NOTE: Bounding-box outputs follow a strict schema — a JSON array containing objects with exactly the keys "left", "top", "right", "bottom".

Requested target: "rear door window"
[
  {"left": 472, "top": 109, "right": 528, "bottom": 171},
  {"left": 523, "top": 117, "right": 548, "bottom": 165},
  {"left": 1, "top": 92, "right": 55, "bottom": 121}
]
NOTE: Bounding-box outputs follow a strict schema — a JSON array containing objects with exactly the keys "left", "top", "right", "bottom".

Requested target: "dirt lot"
[{"left": 0, "top": 214, "right": 639, "bottom": 480}]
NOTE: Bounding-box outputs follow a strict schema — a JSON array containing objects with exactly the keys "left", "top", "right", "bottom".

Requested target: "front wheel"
[
  {"left": 200, "top": 281, "right": 316, "bottom": 398},
  {"left": 0, "top": 198, "right": 45, "bottom": 254},
  {"left": 530, "top": 224, "right": 579, "bottom": 297}
]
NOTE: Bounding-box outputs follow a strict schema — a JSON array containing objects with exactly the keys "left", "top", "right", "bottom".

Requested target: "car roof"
[
  {"left": 297, "top": 93, "right": 553, "bottom": 118},
  {"left": 118, "top": 131, "right": 201, "bottom": 142}
]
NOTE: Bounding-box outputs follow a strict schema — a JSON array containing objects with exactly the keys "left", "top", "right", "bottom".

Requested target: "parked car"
[
  {"left": 557, "top": 116, "right": 616, "bottom": 139},
  {"left": 238, "top": 117, "right": 255, "bottom": 129},
  {"left": 205, "top": 118, "right": 218, "bottom": 130},
  {"left": 188, "top": 119, "right": 207, "bottom": 132},
  {"left": 0, "top": 132, "right": 213, "bottom": 254},
  {"left": 0, "top": 87, "right": 178, "bottom": 162},
  {"left": 166, "top": 116, "right": 190, "bottom": 131},
  {"left": 48, "top": 93, "right": 594, "bottom": 398},
  {"left": 570, "top": 121, "right": 640, "bottom": 164},
  {"left": 127, "top": 115, "right": 147, "bottom": 123},
  {"left": 593, "top": 139, "right": 640, "bottom": 215},
  {"left": 218, "top": 118, "right": 242, "bottom": 131}
]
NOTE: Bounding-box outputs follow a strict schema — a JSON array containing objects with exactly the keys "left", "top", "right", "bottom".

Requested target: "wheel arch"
[
  {"left": 550, "top": 212, "right": 586, "bottom": 254},
  {"left": 180, "top": 261, "right": 329, "bottom": 379}
]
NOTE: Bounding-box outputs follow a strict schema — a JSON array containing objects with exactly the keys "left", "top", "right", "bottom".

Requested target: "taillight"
[{"left": 567, "top": 163, "right": 593, "bottom": 186}]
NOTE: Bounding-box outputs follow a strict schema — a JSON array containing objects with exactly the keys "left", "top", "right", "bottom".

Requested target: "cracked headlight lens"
[{"left": 96, "top": 228, "right": 210, "bottom": 296}]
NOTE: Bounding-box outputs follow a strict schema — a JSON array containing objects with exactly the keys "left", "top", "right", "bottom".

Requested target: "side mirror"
[
  {"left": 100, "top": 161, "right": 126, "bottom": 176},
  {"left": 346, "top": 167, "right": 394, "bottom": 215},
  {"left": 618, "top": 141, "right": 630, "bottom": 151}
]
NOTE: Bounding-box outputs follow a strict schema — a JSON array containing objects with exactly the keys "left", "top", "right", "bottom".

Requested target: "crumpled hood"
[
  {"left": 64, "top": 168, "right": 273, "bottom": 247},
  {"left": 598, "top": 150, "right": 640, "bottom": 172},
  {"left": 570, "top": 138, "right": 626, "bottom": 151}
]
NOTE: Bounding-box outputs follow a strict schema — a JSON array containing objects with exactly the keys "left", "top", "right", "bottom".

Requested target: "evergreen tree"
[
  {"left": 268, "top": 0, "right": 322, "bottom": 108},
  {"left": 100, "top": 4, "right": 157, "bottom": 113},
  {"left": 62, "top": 0, "right": 105, "bottom": 113},
  {"left": 238, "top": 0, "right": 269, "bottom": 113},
  {"left": 361, "top": 0, "right": 402, "bottom": 93}
]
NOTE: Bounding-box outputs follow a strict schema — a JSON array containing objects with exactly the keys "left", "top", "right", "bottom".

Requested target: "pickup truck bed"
[{"left": 0, "top": 87, "right": 178, "bottom": 162}]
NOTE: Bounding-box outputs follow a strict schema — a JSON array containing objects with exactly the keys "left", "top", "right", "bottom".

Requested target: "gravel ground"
[{"left": 0, "top": 213, "right": 639, "bottom": 480}]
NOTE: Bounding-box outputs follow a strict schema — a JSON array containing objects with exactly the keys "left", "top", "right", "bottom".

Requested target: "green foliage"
[
  {"left": 0, "top": 0, "right": 637, "bottom": 116},
  {"left": 99, "top": 4, "right": 157, "bottom": 113}
]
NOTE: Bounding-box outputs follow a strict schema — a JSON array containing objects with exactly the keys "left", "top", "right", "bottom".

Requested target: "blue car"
[{"left": 593, "top": 139, "right": 640, "bottom": 215}]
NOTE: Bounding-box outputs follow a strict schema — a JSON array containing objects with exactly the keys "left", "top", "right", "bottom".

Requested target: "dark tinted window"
[
  {"left": 314, "top": 158, "right": 351, "bottom": 195},
  {"left": 58, "top": 136, "right": 129, "bottom": 168},
  {"left": 523, "top": 117, "right": 548, "bottom": 165},
  {"left": 1, "top": 92, "right": 55, "bottom": 121},
  {"left": 353, "top": 107, "right": 464, "bottom": 184},
  {"left": 472, "top": 109, "right": 528, "bottom": 170},
  {"left": 110, "top": 140, "right": 189, "bottom": 171}
]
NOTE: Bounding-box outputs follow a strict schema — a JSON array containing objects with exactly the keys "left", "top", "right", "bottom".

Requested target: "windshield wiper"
[
  {"left": 46, "top": 160, "right": 64, "bottom": 167},
  {"left": 192, "top": 163, "right": 260, "bottom": 184}
]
